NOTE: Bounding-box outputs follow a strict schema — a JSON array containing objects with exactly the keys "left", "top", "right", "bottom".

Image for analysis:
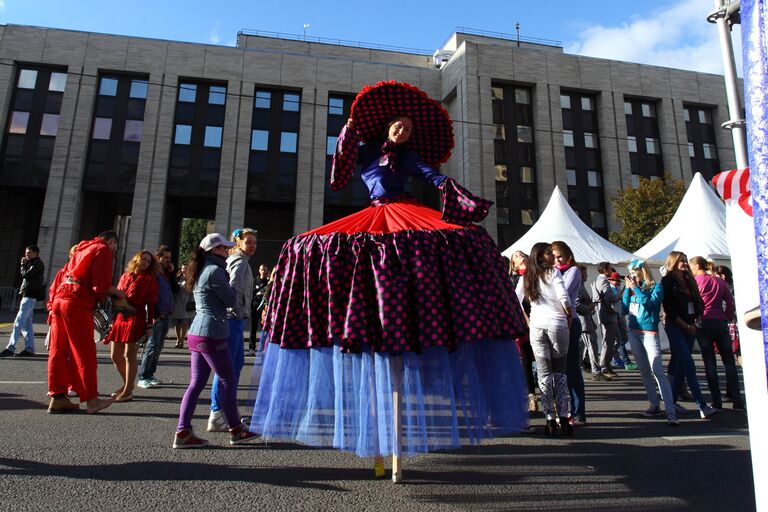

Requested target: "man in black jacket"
[{"left": 1, "top": 245, "right": 45, "bottom": 357}]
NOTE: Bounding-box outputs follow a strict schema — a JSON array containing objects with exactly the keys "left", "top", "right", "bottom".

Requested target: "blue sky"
[{"left": 0, "top": 0, "right": 740, "bottom": 74}]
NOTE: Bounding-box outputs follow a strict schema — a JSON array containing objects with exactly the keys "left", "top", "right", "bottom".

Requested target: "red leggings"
[{"left": 48, "top": 299, "right": 99, "bottom": 402}]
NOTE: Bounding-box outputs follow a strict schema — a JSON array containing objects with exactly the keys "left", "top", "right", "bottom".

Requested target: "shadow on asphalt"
[{"left": 0, "top": 392, "right": 44, "bottom": 411}]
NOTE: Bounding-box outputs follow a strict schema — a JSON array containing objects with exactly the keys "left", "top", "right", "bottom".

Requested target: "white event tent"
[
  {"left": 635, "top": 172, "right": 729, "bottom": 265},
  {"left": 501, "top": 186, "right": 635, "bottom": 265}
]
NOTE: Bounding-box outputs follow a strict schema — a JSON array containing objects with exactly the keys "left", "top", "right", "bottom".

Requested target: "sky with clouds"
[{"left": 0, "top": 0, "right": 741, "bottom": 75}]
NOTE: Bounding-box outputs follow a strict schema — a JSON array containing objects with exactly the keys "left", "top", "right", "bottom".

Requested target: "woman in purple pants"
[{"left": 173, "top": 233, "right": 259, "bottom": 449}]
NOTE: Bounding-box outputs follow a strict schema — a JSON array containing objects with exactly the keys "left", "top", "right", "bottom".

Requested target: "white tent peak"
[
  {"left": 501, "top": 185, "right": 635, "bottom": 265},
  {"left": 635, "top": 172, "right": 728, "bottom": 264}
]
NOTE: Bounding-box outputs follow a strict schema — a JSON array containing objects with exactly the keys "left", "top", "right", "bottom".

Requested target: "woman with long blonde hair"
[
  {"left": 661, "top": 251, "right": 717, "bottom": 420},
  {"left": 105, "top": 250, "right": 160, "bottom": 402},
  {"left": 623, "top": 259, "right": 677, "bottom": 425}
]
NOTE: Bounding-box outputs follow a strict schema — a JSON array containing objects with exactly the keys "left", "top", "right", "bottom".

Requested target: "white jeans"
[{"left": 628, "top": 329, "right": 676, "bottom": 421}]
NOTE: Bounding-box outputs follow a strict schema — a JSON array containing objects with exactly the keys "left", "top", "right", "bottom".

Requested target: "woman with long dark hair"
[
  {"left": 551, "top": 240, "right": 586, "bottom": 426},
  {"left": 173, "top": 233, "right": 259, "bottom": 448},
  {"left": 105, "top": 250, "right": 159, "bottom": 402},
  {"left": 524, "top": 242, "right": 573, "bottom": 435},
  {"left": 508, "top": 251, "right": 537, "bottom": 414},
  {"left": 661, "top": 251, "right": 718, "bottom": 420}
]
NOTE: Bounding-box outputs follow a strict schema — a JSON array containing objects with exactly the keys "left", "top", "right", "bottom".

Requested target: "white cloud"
[
  {"left": 566, "top": 0, "right": 742, "bottom": 76},
  {"left": 207, "top": 23, "right": 221, "bottom": 45}
]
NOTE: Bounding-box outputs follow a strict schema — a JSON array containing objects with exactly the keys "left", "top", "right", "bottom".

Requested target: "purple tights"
[{"left": 177, "top": 336, "right": 241, "bottom": 432}]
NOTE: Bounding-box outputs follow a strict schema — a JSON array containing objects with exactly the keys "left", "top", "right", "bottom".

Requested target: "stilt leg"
[{"left": 391, "top": 355, "right": 403, "bottom": 483}]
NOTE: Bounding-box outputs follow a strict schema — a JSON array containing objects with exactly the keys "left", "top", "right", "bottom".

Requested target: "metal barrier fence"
[{"left": 0, "top": 287, "right": 19, "bottom": 310}]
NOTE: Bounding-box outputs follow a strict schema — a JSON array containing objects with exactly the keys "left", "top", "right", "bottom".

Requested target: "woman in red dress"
[{"left": 106, "top": 251, "right": 160, "bottom": 402}]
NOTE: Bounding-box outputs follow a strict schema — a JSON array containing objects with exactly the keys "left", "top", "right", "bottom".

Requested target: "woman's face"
[
  {"left": 259, "top": 265, "right": 268, "bottom": 277},
  {"left": 676, "top": 256, "right": 689, "bottom": 272},
  {"left": 580, "top": 268, "right": 588, "bottom": 282},
  {"left": 512, "top": 252, "right": 527, "bottom": 268},
  {"left": 552, "top": 249, "right": 571, "bottom": 268},
  {"left": 632, "top": 268, "right": 643, "bottom": 282},
  {"left": 539, "top": 247, "right": 555, "bottom": 267},
  {"left": 238, "top": 233, "right": 257, "bottom": 257},
  {"left": 387, "top": 117, "right": 413, "bottom": 144},
  {"left": 139, "top": 253, "right": 152, "bottom": 271}
]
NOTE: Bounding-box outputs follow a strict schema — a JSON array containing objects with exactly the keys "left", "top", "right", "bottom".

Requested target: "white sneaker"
[
  {"left": 207, "top": 409, "right": 229, "bottom": 432},
  {"left": 137, "top": 379, "right": 153, "bottom": 389},
  {"left": 700, "top": 405, "right": 719, "bottom": 419}
]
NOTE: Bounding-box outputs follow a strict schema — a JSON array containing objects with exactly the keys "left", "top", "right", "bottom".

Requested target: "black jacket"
[{"left": 20, "top": 256, "right": 45, "bottom": 300}]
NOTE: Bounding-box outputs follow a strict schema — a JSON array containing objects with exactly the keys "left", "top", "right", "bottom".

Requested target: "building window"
[
  {"left": 92, "top": 117, "right": 112, "bottom": 139},
  {"left": 684, "top": 104, "right": 720, "bottom": 179},
  {"left": 203, "top": 126, "right": 223, "bottom": 147},
  {"left": 48, "top": 72, "right": 67, "bottom": 92},
  {"left": 129, "top": 79, "right": 148, "bottom": 99},
  {"left": 584, "top": 132, "right": 597, "bottom": 148},
  {"left": 283, "top": 93, "right": 300, "bottom": 112},
  {"left": 208, "top": 85, "right": 227, "bottom": 105},
  {"left": 590, "top": 211, "right": 606, "bottom": 228},
  {"left": 688, "top": 142, "right": 695, "bottom": 157},
  {"left": 495, "top": 164, "right": 508, "bottom": 181},
  {"left": 517, "top": 126, "right": 533, "bottom": 144},
  {"left": 124, "top": 120, "right": 143, "bottom": 142},
  {"left": 645, "top": 138, "right": 659, "bottom": 154},
  {"left": 515, "top": 89, "right": 530, "bottom": 104},
  {"left": 563, "top": 130, "right": 574, "bottom": 147},
  {"left": 178, "top": 83, "right": 197, "bottom": 102},
  {"left": 587, "top": 170, "right": 602, "bottom": 187},
  {"left": 702, "top": 143, "right": 716, "bottom": 159},
  {"left": 280, "top": 132, "right": 298, "bottom": 153},
  {"left": 520, "top": 166, "right": 534, "bottom": 184},
  {"left": 99, "top": 77, "right": 118, "bottom": 96},
  {"left": 566, "top": 169, "right": 577, "bottom": 186},
  {"left": 683, "top": 108, "right": 691, "bottom": 122},
  {"left": 698, "top": 110, "right": 711, "bottom": 124},
  {"left": 326, "top": 136, "right": 337, "bottom": 156},
  {"left": 255, "top": 90, "right": 271, "bottom": 109},
  {"left": 624, "top": 101, "right": 633, "bottom": 115},
  {"left": 328, "top": 97, "right": 344, "bottom": 116},
  {"left": 9, "top": 111, "right": 29, "bottom": 134},
  {"left": 641, "top": 103, "right": 655, "bottom": 117},
  {"left": 581, "top": 97, "right": 593, "bottom": 111},
  {"left": 521, "top": 209, "right": 536, "bottom": 225},
  {"left": 40, "top": 114, "right": 59, "bottom": 136},
  {"left": 627, "top": 136, "right": 637, "bottom": 152},
  {"left": 174, "top": 124, "right": 192, "bottom": 145},
  {"left": 18, "top": 69, "right": 38, "bottom": 89},
  {"left": 251, "top": 130, "right": 269, "bottom": 151},
  {"left": 560, "top": 95, "right": 571, "bottom": 109}
]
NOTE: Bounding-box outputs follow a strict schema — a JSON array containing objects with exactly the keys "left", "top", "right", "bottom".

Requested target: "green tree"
[
  {"left": 178, "top": 218, "right": 209, "bottom": 266},
  {"left": 609, "top": 173, "right": 686, "bottom": 252}
]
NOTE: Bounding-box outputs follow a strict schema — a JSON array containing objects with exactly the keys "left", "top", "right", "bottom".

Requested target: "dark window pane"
[
  {"left": 44, "top": 93, "right": 63, "bottom": 114},
  {"left": 124, "top": 120, "right": 143, "bottom": 142}
]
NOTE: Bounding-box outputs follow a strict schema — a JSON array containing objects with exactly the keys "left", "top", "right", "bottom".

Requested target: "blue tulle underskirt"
[{"left": 248, "top": 335, "right": 528, "bottom": 457}]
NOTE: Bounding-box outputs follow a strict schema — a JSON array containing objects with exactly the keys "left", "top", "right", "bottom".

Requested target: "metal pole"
[{"left": 711, "top": 0, "right": 749, "bottom": 169}]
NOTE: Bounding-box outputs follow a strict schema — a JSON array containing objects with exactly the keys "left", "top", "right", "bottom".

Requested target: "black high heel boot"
[
  {"left": 544, "top": 418, "right": 558, "bottom": 436},
  {"left": 559, "top": 417, "right": 574, "bottom": 436}
]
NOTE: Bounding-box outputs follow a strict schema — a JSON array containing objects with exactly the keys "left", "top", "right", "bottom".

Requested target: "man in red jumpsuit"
[{"left": 47, "top": 230, "right": 126, "bottom": 414}]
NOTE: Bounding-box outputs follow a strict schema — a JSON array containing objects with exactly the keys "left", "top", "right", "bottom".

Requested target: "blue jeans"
[
  {"left": 211, "top": 318, "right": 245, "bottom": 412},
  {"left": 7, "top": 297, "right": 36, "bottom": 353},
  {"left": 566, "top": 318, "right": 585, "bottom": 420},
  {"left": 139, "top": 314, "right": 171, "bottom": 380},
  {"left": 664, "top": 322, "right": 708, "bottom": 410},
  {"left": 628, "top": 329, "right": 676, "bottom": 420}
]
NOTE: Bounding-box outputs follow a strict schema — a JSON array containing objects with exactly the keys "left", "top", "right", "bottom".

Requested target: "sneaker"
[
  {"left": 674, "top": 403, "right": 690, "bottom": 414},
  {"left": 229, "top": 424, "right": 259, "bottom": 445},
  {"left": 173, "top": 428, "right": 209, "bottom": 449},
  {"left": 136, "top": 379, "right": 153, "bottom": 389},
  {"left": 207, "top": 409, "right": 229, "bottom": 432},
  {"left": 623, "top": 362, "right": 638, "bottom": 370},
  {"left": 612, "top": 357, "right": 625, "bottom": 370},
  {"left": 15, "top": 349, "right": 35, "bottom": 357},
  {"left": 147, "top": 377, "right": 162, "bottom": 386},
  {"left": 0, "top": 349, "right": 14, "bottom": 358},
  {"left": 641, "top": 405, "right": 663, "bottom": 417},
  {"left": 700, "top": 405, "right": 719, "bottom": 419},
  {"left": 47, "top": 396, "right": 80, "bottom": 414}
]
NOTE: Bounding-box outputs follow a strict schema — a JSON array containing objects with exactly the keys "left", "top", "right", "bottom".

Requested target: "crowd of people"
[{"left": 0, "top": 81, "right": 749, "bottom": 480}]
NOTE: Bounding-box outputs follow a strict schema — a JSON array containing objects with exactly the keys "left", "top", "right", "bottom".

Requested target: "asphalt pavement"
[{"left": 0, "top": 315, "right": 756, "bottom": 512}]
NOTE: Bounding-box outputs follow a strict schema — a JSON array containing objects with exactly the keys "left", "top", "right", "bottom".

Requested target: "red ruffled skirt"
[{"left": 263, "top": 198, "right": 527, "bottom": 354}]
